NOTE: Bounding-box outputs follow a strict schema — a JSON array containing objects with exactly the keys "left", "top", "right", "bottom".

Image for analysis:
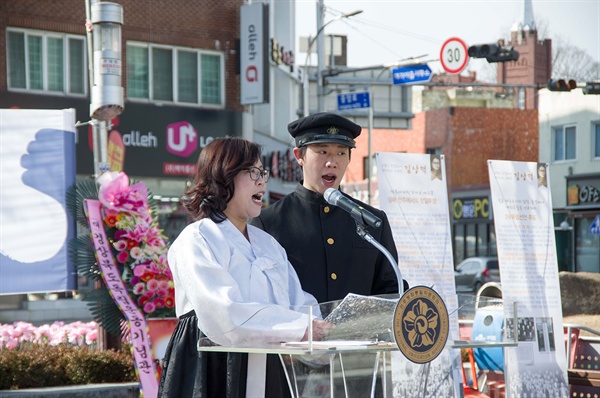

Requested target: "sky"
[{"left": 295, "top": 0, "right": 600, "bottom": 81}]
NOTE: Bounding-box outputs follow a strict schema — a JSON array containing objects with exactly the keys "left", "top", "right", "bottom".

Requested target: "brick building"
[
  {"left": 1, "top": 0, "right": 246, "bottom": 241},
  {"left": 0, "top": 0, "right": 244, "bottom": 174}
]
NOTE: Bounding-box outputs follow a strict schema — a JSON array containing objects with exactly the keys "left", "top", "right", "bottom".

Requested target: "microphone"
[{"left": 324, "top": 188, "right": 382, "bottom": 228}]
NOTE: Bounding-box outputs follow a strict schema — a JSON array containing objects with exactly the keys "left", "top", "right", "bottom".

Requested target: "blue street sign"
[
  {"left": 337, "top": 91, "right": 371, "bottom": 111},
  {"left": 590, "top": 215, "right": 600, "bottom": 236},
  {"left": 391, "top": 64, "right": 433, "bottom": 85}
]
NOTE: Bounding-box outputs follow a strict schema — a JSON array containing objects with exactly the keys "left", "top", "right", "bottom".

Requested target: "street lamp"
[
  {"left": 302, "top": 9, "right": 363, "bottom": 117},
  {"left": 84, "top": 0, "right": 124, "bottom": 177}
]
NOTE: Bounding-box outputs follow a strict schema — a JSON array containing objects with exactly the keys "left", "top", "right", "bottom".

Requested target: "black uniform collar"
[{"left": 294, "top": 182, "right": 328, "bottom": 205}]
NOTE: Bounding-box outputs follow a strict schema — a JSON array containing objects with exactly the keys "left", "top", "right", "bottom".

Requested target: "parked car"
[{"left": 454, "top": 257, "right": 500, "bottom": 293}]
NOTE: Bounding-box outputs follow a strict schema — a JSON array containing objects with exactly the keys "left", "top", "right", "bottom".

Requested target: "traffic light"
[
  {"left": 583, "top": 82, "right": 600, "bottom": 95},
  {"left": 468, "top": 44, "right": 519, "bottom": 63},
  {"left": 547, "top": 79, "right": 577, "bottom": 92}
]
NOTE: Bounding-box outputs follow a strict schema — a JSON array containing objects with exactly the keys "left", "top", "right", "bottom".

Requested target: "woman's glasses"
[{"left": 246, "top": 166, "right": 270, "bottom": 182}]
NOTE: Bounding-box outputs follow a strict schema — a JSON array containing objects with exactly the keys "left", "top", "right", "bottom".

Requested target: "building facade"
[
  {"left": 1, "top": 0, "right": 248, "bottom": 241},
  {"left": 539, "top": 88, "right": 600, "bottom": 272}
]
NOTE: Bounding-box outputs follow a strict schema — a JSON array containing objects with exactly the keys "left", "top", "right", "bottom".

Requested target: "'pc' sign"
[{"left": 166, "top": 121, "right": 198, "bottom": 157}]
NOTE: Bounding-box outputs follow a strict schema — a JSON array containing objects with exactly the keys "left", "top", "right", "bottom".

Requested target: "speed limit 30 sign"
[{"left": 440, "top": 37, "right": 468, "bottom": 74}]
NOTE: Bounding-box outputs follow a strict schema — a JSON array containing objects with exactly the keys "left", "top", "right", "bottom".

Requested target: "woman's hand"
[{"left": 302, "top": 319, "right": 334, "bottom": 341}]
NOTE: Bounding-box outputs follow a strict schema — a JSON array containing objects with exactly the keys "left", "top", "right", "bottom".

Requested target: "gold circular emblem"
[
  {"left": 326, "top": 126, "right": 339, "bottom": 135},
  {"left": 393, "top": 286, "right": 449, "bottom": 364}
]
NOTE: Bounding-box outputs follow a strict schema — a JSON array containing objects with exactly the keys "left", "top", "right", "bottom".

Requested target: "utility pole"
[
  {"left": 316, "top": 0, "right": 325, "bottom": 113},
  {"left": 84, "top": 0, "right": 124, "bottom": 351}
]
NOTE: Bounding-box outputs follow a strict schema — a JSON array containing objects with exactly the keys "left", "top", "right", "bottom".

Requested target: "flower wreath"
[{"left": 68, "top": 172, "right": 176, "bottom": 336}]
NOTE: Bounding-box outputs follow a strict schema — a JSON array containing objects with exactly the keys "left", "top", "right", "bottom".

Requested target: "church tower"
[{"left": 497, "top": 0, "right": 552, "bottom": 110}]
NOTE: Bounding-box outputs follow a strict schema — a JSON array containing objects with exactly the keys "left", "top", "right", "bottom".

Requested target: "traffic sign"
[
  {"left": 590, "top": 215, "right": 600, "bottom": 236},
  {"left": 440, "top": 37, "right": 469, "bottom": 74},
  {"left": 337, "top": 91, "right": 371, "bottom": 111},
  {"left": 391, "top": 64, "right": 432, "bottom": 85}
]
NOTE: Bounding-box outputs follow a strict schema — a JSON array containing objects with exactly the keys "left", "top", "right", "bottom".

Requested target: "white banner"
[
  {"left": 488, "top": 160, "right": 569, "bottom": 396},
  {"left": 0, "top": 109, "right": 76, "bottom": 294},
  {"left": 377, "top": 153, "right": 461, "bottom": 397},
  {"left": 240, "top": 3, "right": 269, "bottom": 105}
]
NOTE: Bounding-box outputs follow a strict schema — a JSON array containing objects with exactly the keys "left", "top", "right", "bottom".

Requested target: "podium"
[{"left": 198, "top": 292, "right": 518, "bottom": 397}]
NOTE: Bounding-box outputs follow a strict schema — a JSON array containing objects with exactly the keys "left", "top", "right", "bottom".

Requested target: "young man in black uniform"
[{"left": 251, "top": 112, "right": 408, "bottom": 304}]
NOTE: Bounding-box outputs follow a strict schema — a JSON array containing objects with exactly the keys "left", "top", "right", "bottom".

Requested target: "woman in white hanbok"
[{"left": 158, "top": 137, "right": 331, "bottom": 398}]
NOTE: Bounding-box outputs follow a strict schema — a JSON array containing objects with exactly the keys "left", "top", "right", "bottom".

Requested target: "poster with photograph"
[
  {"left": 377, "top": 152, "right": 461, "bottom": 397},
  {"left": 488, "top": 160, "right": 569, "bottom": 397}
]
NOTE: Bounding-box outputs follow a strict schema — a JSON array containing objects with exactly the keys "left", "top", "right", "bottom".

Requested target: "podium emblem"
[{"left": 393, "top": 286, "right": 449, "bottom": 364}]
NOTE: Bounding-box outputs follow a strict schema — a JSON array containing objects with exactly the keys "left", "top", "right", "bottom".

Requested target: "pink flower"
[
  {"left": 5, "top": 338, "right": 18, "bottom": 349},
  {"left": 158, "top": 280, "right": 170, "bottom": 290},
  {"left": 117, "top": 251, "right": 129, "bottom": 263},
  {"left": 133, "top": 282, "right": 146, "bottom": 295},
  {"left": 146, "top": 279, "right": 159, "bottom": 291},
  {"left": 133, "top": 264, "right": 150, "bottom": 276},
  {"left": 130, "top": 247, "right": 143, "bottom": 259},
  {"left": 143, "top": 302, "right": 156, "bottom": 314},
  {"left": 85, "top": 329, "right": 98, "bottom": 345},
  {"left": 97, "top": 172, "right": 149, "bottom": 216},
  {"left": 113, "top": 240, "right": 128, "bottom": 251},
  {"left": 153, "top": 297, "right": 165, "bottom": 309}
]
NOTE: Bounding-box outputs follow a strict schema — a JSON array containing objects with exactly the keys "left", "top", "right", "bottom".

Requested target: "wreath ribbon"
[{"left": 85, "top": 199, "right": 159, "bottom": 398}]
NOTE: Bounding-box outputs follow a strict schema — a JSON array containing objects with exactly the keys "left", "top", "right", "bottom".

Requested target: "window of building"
[
  {"left": 552, "top": 125, "right": 576, "bottom": 162},
  {"left": 594, "top": 122, "right": 600, "bottom": 159},
  {"left": 126, "top": 42, "right": 224, "bottom": 107},
  {"left": 7, "top": 28, "right": 86, "bottom": 96},
  {"left": 426, "top": 148, "right": 442, "bottom": 155}
]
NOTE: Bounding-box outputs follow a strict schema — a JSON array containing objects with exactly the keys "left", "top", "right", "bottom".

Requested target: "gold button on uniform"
[
  {"left": 331, "top": 273, "right": 337, "bottom": 280},
  {"left": 327, "top": 238, "right": 334, "bottom": 245},
  {"left": 324, "top": 206, "right": 330, "bottom": 213}
]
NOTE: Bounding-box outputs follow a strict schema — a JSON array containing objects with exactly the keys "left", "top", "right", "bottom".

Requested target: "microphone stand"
[{"left": 354, "top": 221, "right": 404, "bottom": 294}]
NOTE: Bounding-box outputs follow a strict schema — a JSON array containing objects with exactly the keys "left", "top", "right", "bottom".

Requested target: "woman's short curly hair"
[{"left": 182, "top": 137, "right": 262, "bottom": 222}]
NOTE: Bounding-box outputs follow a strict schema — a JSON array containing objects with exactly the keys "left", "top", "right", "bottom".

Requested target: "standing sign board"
[
  {"left": 488, "top": 160, "right": 569, "bottom": 396},
  {"left": 377, "top": 152, "right": 462, "bottom": 397},
  {"left": 337, "top": 91, "right": 371, "bottom": 111},
  {"left": 440, "top": 37, "right": 469, "bottom": 74},
  {"left": 391, "top": 64, "right": 432, "bottom": 85}
]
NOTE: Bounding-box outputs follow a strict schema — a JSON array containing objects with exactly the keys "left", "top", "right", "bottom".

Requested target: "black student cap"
[{"left": 288, "top": 112, "right": 361, "bottom": 148}]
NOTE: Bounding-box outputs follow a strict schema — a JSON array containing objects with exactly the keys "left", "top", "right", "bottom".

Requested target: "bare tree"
[
  {"left": 536, "top": 18, "right": 599, "bottom": 81},
  {"left": 552, "top": 37, "right": 600, "bottom": 81}
]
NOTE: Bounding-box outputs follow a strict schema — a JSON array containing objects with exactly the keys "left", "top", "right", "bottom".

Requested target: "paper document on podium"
[
  {"left": 323, "top": 293, "right": 399, "bottom": 341},
  {"left": 282, "top": 340, "right": 379, "bottom": 349}
]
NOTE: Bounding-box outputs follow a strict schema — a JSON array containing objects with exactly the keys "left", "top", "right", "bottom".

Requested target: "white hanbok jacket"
[{"left": 168, "top": 218, "right": 318, "bottom": 347}]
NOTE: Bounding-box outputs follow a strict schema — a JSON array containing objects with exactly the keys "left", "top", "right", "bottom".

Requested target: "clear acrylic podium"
[{"left": 197, "top": 293, "right": 517, "bottom": 397}]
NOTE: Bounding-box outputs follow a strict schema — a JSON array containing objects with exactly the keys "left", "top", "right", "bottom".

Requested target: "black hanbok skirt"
[{"left": 157, "top": 310, "right": 292, "bottom": 398}]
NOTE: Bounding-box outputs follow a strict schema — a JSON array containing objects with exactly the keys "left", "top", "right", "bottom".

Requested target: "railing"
[{"left": 564, "top": 323, "right": 600, "bottom": 369}]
